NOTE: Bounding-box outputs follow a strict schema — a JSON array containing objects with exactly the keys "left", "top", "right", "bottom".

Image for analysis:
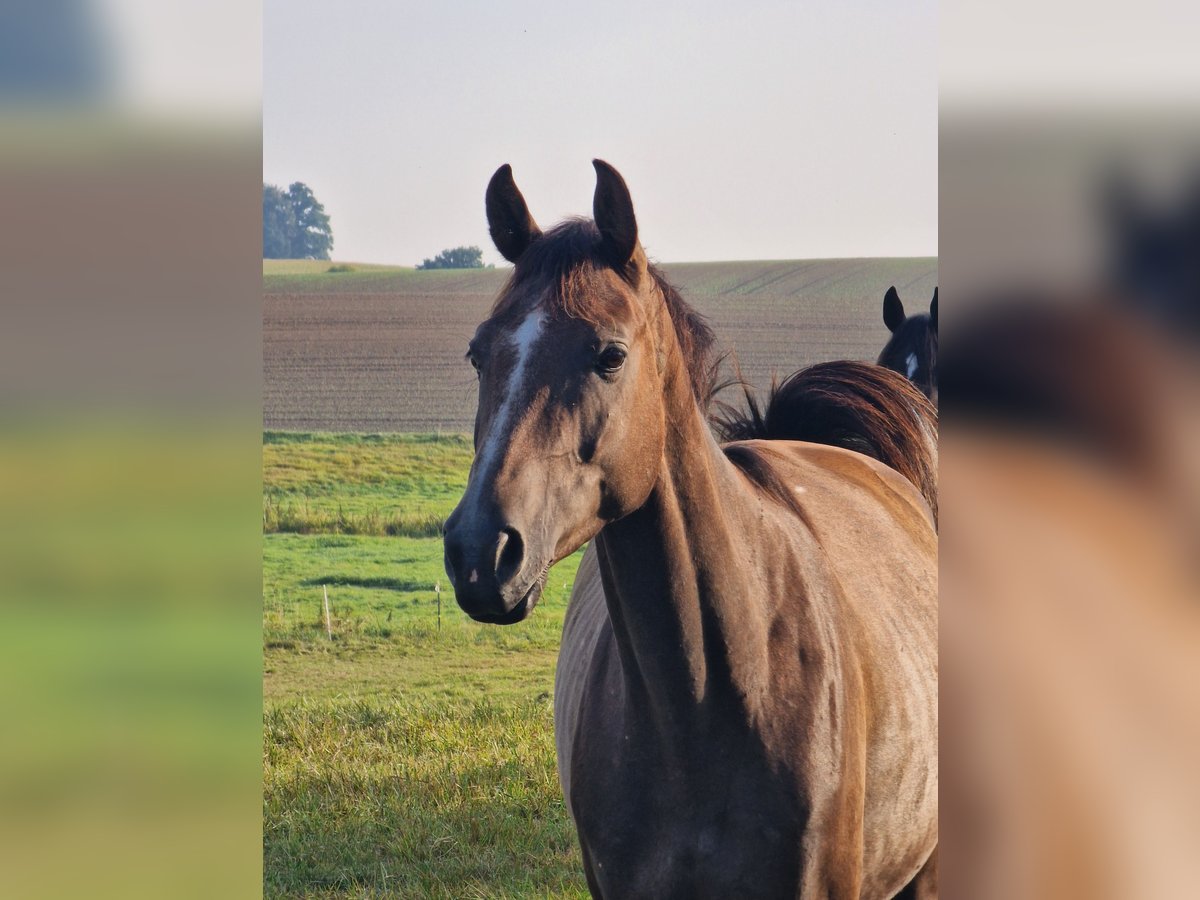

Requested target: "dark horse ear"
[
  {"left": 486, "top": 164, "right": 541, "bottom": 263},
  {"left": 883, "top": 286, "right": 905, "bottom": 333},
  {"left": 592, "top": 159, "right": 639, "bottom": 269},
  {"left": 930, "top": 287, "right": 938, "bottom": 331}
]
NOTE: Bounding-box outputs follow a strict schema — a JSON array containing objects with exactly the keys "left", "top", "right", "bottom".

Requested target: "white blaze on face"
[
  {"left": 906, "top": 352, "right": 919, "bottom": 379},
  {"left": 473, "top": 308, "right": 546, "bottom": 482}
]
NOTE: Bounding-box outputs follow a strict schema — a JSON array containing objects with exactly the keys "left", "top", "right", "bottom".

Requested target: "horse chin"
[{"left": 469, "top": 576, "right": 544, "bottom": 625}]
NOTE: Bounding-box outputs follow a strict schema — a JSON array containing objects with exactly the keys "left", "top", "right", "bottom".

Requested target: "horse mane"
[
  {"left": 492, "top": 219, "right": 717, "bottom": 405},
  {"left": 715, "top": 361, "right": 939, "bottom": 525}
]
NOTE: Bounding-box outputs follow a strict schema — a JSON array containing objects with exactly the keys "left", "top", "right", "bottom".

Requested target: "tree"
[
  {"left": 262, "top": 181, "right": 334, "bottom": 259},
  {"left": 262, "top": 184, "right": 292, "bottom": 258},
  {"left": 286, "top": 182, "right": 334, "bottom": 260},
  {"left": 417, "top": 245, "right": 485, "bottom": 270}
]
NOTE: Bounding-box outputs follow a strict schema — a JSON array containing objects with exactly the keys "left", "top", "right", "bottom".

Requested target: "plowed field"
[{"left": 264, "top": 258, "right": 937, "bottom": 432}]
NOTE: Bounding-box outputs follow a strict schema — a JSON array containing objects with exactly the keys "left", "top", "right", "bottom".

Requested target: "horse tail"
[{"left": 714, "top": 360, "right": 938, "bottom": 524}]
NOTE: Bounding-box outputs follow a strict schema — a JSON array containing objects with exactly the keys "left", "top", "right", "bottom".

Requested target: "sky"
[{"left": 263, "top": 0, "right": 937, "bottom": 266}]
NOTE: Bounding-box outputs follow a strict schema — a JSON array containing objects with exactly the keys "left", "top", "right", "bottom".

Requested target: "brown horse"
[{"left": 442, "top": 161, "right": 938, "bottom": 898}]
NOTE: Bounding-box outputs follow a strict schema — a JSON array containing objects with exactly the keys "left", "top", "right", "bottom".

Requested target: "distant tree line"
[
  {"left": 263, "top": 182, "right": 334, "bottom": 259},
  {"left": 417, "top": 246, "right": 488, "bottom": 270}
]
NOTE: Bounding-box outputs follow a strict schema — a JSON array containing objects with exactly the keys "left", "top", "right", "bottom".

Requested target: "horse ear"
[
  {"left": 930, "top": 288, "right": 937, "bottom": 331},
  {"left": 592, "top": 159, "right": 638, "bottom": 268},
  {"left": 486, "top": 164, "right": 541, "bottom": 263},
  {"left": 883, "top": 286, "right": 905, "bottom": 333}
]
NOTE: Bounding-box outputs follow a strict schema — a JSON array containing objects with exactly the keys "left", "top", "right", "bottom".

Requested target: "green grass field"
[
  {"left": 263, "top": 432, "right": 589, "bottom": 898},
  {"left": 263, "top": 432, "right": 475, "bottom": 537}
]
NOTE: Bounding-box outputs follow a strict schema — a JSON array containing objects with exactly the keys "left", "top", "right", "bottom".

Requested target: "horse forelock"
[{"left": 490, "top": 218, "right": 716, "bottom": 406}]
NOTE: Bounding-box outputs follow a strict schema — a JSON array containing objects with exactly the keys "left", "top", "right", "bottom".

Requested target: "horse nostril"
[{"left": 495, "top": 527, "right": 525, "bottom": 584}]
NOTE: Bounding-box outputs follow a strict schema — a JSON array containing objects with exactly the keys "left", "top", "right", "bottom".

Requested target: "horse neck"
[{"left": 593, "top": 347, "right": 772, "bottom": 736}]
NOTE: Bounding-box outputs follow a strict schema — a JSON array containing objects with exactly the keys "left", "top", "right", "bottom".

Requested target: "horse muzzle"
[{"left": 442, "top": 512, "right": 544, "bottom": 624}]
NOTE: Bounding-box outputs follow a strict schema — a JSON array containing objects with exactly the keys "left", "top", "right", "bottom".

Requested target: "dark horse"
[
  {"left": 878, "top": 285, "right": 937, "bottom": 403},
  {"left": 443, "top": 161, "right": 938, "bottom": 898}
]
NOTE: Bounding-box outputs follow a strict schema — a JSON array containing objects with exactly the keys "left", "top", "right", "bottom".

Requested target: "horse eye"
[
  {"left": 597, "top": 346, "right": 627, "bottom": 374},
  {"left": 467, "top": 352, "right": 481, "bottom": 375}
]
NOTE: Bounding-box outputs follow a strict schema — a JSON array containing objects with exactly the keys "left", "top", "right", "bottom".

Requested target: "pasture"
[
  {"left": 263, "top": 258, "right": 936, "bottom": 897},
  {"left": 264, "top": 433, "right": 587, "bottom": 897}
]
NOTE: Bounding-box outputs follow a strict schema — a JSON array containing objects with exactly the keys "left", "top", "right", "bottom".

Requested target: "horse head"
[
  {"left": 442, "top": 161, "right": 710, "bottom": 622},
  {"left": 877, "top": 284, "right": 938, "bottom": 403}
]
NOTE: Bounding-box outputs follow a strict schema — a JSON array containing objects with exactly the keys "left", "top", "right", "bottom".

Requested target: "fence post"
[{"left": 323, "top": 584, "right": 332, "bottom": 640}]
